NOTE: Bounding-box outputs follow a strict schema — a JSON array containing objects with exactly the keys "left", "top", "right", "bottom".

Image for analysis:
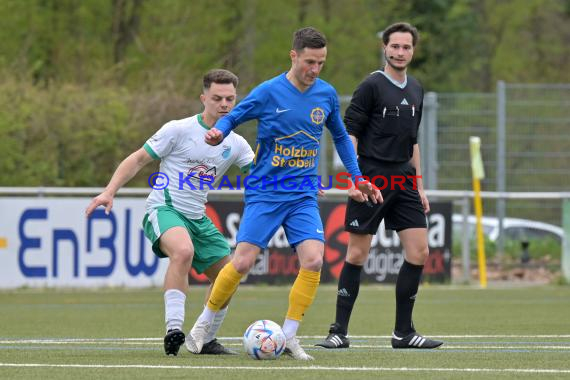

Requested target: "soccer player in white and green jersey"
[{"left": 86, "top": 69, "right": 254, "bottom": 356}]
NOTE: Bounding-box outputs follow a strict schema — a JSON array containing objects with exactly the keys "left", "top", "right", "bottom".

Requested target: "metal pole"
[
  {"left": 470, "top": 136, "right": 487, "bottom": 288},
  {"left": 419, "top": 105, "right": 428, "bottom": 186},
  {"left": 496, "top": 81, "right": 507, "bottom": 262},
  {"left": 425, "top": 92, "right": 438, "bottom": 190},
  {"left": 376, "top": 31, "right": 386, "bottom": 67},
  {"left": 461, "top": 196, "right": 471, "bottom": 283},
  {"left": 563, "top": 199, "right": 570, "bottom": 283}
]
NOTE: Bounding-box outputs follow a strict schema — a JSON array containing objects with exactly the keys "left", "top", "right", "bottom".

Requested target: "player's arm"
[
  {"left": 326, "top": 92, "right": 381, "bottom": 203},
  {"left": 349, "top": 134, "right": 358, "bottom": 154},
  {"left": 205, "top": 83, "right": 268, "bottom": 146},
  {"left": 342, "top": 78, "right": 383, "bottom": 202},
  {"left": 409, "top": 143, "right": 429, "bottom": 213},
  {"left": 86, "top": 148, "right": 154, "bottom": 216},
  {"left": 335, "top": 133, "right": 379, "bottom": 203},
  {"left": 345, "top": 133, "right": 368, "bottom": 202},
  {"left": 409, "top": 94, "right": 429, "bottom": 213},
  {"left": 239, "top": 162, "right": 253, "bottom": 174},
  {"left": 344, "top": 77, "right": 375, "bottom": 141},
  {"left": 233, "top": 135, "right": 255, "bottom": 174}
]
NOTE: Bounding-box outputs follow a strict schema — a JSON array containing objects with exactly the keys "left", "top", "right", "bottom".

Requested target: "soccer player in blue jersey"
[{"left": 184, "top": 27, "right": 380, "bottom": 360}]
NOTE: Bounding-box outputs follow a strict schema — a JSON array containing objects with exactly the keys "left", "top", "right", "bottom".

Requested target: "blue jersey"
[{"left": 216, "top": 73, "right": 362, "bottom": 203}]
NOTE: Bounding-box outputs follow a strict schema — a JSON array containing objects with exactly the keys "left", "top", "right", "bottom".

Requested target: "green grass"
[{"left": 1, "top": 285, "right": 570, "bottom": 379}]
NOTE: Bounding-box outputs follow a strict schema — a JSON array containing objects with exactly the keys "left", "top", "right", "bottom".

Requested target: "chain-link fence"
[
  {"left": 429, "top": 92, "right": 497, "bottom": 191},
  {"left": 504, "top": 83, "right": 570, "bottom": 192},
  {"left": 335, "top": 92, "right": 498, "bottom": 193},
  {"left": 500, "top": 84, "right": 570, "bottom": 226},
  {"left": 333, "top": 83, "right": 570, "bottom": 226}
]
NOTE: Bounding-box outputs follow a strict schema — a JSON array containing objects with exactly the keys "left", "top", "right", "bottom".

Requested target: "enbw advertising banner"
[{"left": 0, "top": 198, "right": 451, "bottom": 288}]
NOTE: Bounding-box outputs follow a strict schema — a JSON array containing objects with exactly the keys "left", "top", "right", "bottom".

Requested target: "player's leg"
[
  {"left": 282, "top": 239, "right": 322, "bottom": 360},
  {"left": 281, "top": 200, "right": 324, "bottom": 360},
  {"left": 207, "top": 241, "right": 260, "bottom": 309},
  {"left": 183, "top": 216, "right": 236, "bottom": 354},
  {"left": 391, "top": 227, "right": 441, "bottom": 348},
  {"left": 317, "top": 189, "right": 389, "bottom": 349},
  {"left": 316, "top": 232, "right": 372, "bottom": 349},
  {"left": 143, "top": 208, "right": 195, "bottom": 356},
  {"left": 389, "top": 168, "right": 442, "bottom": 349},
  {"left": 202, "top": 255, "right": 232, "bottom": 308},
  {"left": 198, "top": 255, "right": 237, "bottom": 355},
  {"left": 395, "top": 227, "right": 428, "bottom": 336},
  {"left": 186, "top": 201, "right": 283, "bottom": 353},
  {"left": 161, "top": 227, "right": 195, "bottom": 292},
  {"left": 186, "top": 242, "right": 260, "bottom": 353}
]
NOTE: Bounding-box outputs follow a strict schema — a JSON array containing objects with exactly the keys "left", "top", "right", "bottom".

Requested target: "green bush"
[
  {"left": 0, "top": 79, "right": 204, "bottom": 187},
  {"left": 451, "top": 234, "right": 561, "bottom": 261}
]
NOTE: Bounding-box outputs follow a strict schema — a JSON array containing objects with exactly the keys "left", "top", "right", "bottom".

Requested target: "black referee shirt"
[{"left": 344, "top": 70, "right": 423, "bottom": 163}]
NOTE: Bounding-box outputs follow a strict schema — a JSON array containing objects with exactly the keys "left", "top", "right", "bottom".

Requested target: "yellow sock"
[
  {"left": 207, "top": 262, "right": 243, "bottom": 312},
  {"left": 286, "top": 268, "right": 321, "bottom": 321}
]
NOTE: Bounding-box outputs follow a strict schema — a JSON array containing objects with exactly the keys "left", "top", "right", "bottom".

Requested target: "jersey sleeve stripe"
[
  {"left": 240, "top": 162, "right": 252, "bottom": 174},
  {"left": 253, "top": 143, "right": 260, "bottom": 165},
  {"left": 143, "top": 143, "right": 160, "bottom": 160}
]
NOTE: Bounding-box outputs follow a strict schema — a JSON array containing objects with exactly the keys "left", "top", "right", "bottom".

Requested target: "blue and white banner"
[
  {"left": 0, "top": 198, "right": 166, "bottom": 288},
  {"left": 0, "top": 197, "right": 452, "bottom": 288}
]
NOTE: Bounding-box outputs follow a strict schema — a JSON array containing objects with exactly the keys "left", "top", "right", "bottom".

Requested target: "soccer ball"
[{"left": 243, "top": 320, "right": 287, "bottom": 360}]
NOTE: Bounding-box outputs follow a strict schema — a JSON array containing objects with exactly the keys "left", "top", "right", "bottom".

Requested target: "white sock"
[
  {"left": 196, "top": 305, "right": 217, "bottom": 325},
  {"left": 282, "top": 318, "right": 300, "bottom": 339},
  {"left": 204, "top": 306, "right": 228, "bottom": 343},
  {"left": 164, "top": 289, "right": 185, "bottom": 332}
]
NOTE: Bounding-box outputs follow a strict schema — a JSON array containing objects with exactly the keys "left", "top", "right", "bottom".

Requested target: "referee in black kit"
[{"left": 317, "top": 22, "right": 443, "bottom": 350}]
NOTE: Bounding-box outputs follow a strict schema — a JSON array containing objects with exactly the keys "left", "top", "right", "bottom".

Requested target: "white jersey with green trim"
[{"left": 143, "top": 114, "right": 254, "bottom": 219}]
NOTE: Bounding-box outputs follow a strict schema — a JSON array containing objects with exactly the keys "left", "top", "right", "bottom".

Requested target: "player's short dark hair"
[
  {"left": 292, "top": 27, "right": 327, "bottom": 52},
  {"left": 203, "top": 69, "right": 239, "bottom": 91},
  {"left": 382, "top": 22, "right": 419, "bottom": 46}
]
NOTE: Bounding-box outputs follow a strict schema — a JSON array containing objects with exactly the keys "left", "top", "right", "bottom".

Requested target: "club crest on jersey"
[
  {"left": 310, "top": 107, "right": 325, "bottom": 125},
  {"left": 187, "top": 164, "right": 216, "bottom": 183},
  {"left": 222, "top": 145, "right": 231, "bottom": 159}
]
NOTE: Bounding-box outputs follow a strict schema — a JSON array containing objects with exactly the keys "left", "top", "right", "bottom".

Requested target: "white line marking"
[
  {"left": 0, "top": 340, "right": 163, "bottom": 345},
  {"left": 302, "top": 335, "right": 570, "bottom": 339},
  {"left": 428, "top": 345, "right": 570, "bottom": 350},
  {"left": 0, "top": 363, "right": 569, "bottom": 374},
  {"left": 1, "top": 341, "right": 569, "bottom": 350},
  {"left": 2, "top": 334, "right": 569, "bottom": 344},
  {"left": 410, "top": 335, "right": 570, "bottom": 339}
]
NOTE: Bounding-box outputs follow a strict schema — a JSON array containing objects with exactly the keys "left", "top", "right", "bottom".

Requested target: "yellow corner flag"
[
  {"left": 470, "top": 136, "right": 487, "bottom": 288},
  {"left": 470, "top": 137, "right": 485, "bottom": 180}
]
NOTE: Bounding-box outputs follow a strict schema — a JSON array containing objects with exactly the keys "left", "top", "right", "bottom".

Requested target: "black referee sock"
[
  {"left": 394, "top": 260, "right": 424, "bottom": 336},
  {"left": 334, "top": 261, "right": 363, "bottom": 335}
]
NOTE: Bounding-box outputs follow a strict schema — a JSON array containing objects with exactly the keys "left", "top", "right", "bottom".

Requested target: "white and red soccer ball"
[{"left": 243, "top": 320, "right": 286, "bottom": 360}]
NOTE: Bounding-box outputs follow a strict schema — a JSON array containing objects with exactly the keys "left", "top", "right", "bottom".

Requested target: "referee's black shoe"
[
  {"left": 164, "top": 329, "right": 186, "bottom": 356},
  {"left": 315, "top": 323, "right": 350, "bottom": 349},
  {"left": 391, "top": 331, "right": 443, "bottom": 349}
]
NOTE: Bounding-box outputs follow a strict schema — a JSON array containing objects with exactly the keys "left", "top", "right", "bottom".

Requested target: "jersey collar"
[
  {"left": 374, "top": 70, "right": 407, "bottom": 89},
  {"left": 197, "top": 113, "right": 211, "bottom": 130},
  {"left": 282, "top": 72, "right": 315, "bottom": 95}
]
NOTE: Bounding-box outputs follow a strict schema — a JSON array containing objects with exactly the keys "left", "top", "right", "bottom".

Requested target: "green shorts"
[{"left": 142, "top": 206, "right": 230, "bottom": 274}]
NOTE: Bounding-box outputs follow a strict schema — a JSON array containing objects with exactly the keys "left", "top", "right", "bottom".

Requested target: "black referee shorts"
[{"left": 344, "top": 157, "right": 427, "bottom": 235}]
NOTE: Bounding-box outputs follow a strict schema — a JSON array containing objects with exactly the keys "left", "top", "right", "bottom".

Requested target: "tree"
[{"left": 112, "top": 0, "right": 144, "bottom": 64}]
